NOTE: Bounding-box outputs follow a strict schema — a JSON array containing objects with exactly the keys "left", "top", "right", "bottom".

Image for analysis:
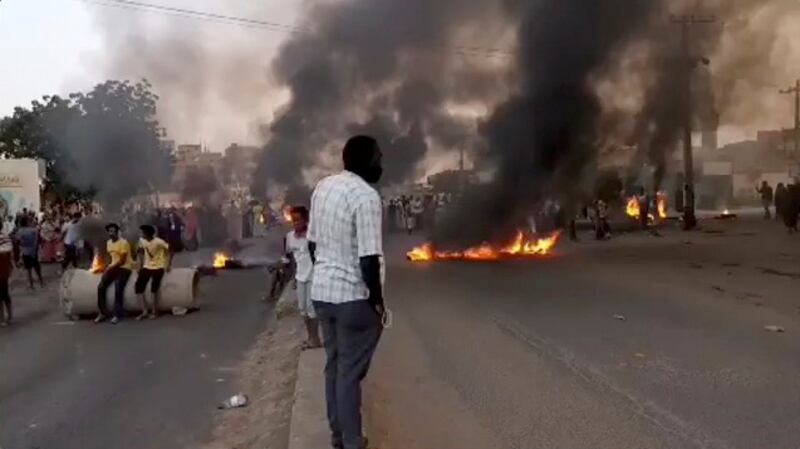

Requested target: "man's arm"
[
  {"left": 359, "top": 255, "right": 383, "bottom": 313},
  {"left": 356, "top": 192, "right": 384, "bottom": 314},
  {"left": 308, "top": 241, "right": 316, "bottom": 264}
]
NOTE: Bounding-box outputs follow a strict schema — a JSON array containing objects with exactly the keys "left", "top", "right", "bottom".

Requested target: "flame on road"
[
  {"left": 626, "top": 192, "right": 667, "bottom": 220},
  {"left": 407, "top": 231, "right": 561, "bottom": 262},
  {"left": 213, "top": 252, "right": 231, "bottom": 269},
  {"left": 89, "top": 254, "right": 107, "bottom": 274},
  {"left": 657, "top": 192, "right": 667, "bottom": 219},
  {"left": 626, "top": 197, "right": 641, "bottom": 219}
]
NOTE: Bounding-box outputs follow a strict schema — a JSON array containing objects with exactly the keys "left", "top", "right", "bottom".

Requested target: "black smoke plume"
[
  {"left": 252, "top": 0, "right": 507, "bottom": 197},
  {"left": 435, "top": 0, "right": 658, "bottom": 246}
]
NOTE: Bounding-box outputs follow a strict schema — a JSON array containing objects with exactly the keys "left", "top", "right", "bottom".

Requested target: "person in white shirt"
[
  {"left": 61, "top": 213, "right": 82, "bottom": 271},
  {"left": 285, "top": 206, "right": 321, "bottom": 350},
  {"left": 308, "top": 135, "right": 384, "bottom": 449}
]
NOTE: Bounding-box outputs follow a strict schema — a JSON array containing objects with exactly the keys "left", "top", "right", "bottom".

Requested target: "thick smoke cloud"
[
  {"left": 88, "top": 0, "right": 798, "bottom": 244},
  {"left": 253, "top": 0, "right": 509, "bottom": 197},
  {"left": 435, "top": 0, "right": 658, "bottom": 245},
  {"left": 88, "top": 1, "right": 297, "bottom": 150}
]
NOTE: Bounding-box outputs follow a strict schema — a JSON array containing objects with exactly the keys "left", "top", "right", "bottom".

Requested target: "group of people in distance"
[
  {"left": 757, "top": 180, "right": 800, "bottom": 232},
  {"left": 93, "top": 222, "right": 172, "bottom": 325}
]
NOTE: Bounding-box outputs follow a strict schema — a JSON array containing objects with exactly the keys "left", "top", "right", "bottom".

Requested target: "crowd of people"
[
  {"left": 385, "top": 193, "right": 453, "bottom": 234},
  {"left": 758, "top": 180, "right": 800, "bottom": 232}
]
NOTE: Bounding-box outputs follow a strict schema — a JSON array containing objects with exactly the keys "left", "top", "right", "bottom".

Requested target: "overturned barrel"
[{"left": 59, "top": 268, "right": 199, "bottom": 318}]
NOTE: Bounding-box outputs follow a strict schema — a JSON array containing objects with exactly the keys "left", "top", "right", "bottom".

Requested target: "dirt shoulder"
[{"left": 203, "top": 312, "right": 303, "bottom": 449}]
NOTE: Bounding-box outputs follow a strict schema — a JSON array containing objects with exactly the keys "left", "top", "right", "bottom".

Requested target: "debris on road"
[
  {"left": 634, "top": 353, "right": 645, "bottom": 358},
  {"left": 689, "top": 262, "right": 704, "bottom": 269},
  {"left": 172, "top": 307, "right": 188, "bottom": 316},
  {"left": 219, "top": 393, "right": 249, "bottom": 410},
  {"left": 613, "top": 314, "right": 626, "bottom": 322},
  {"left": 764, "top": 325, "right": 785, "bottom": 333},
  {"left": 711, "top": 285, "right": 725, "bottom": 293}
]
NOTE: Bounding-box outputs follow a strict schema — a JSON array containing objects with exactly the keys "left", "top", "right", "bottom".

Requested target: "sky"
[
  {"left": 0, "top": 0, "right": 299, "bottom": 150},
  {"left": 0, "top": 0, "right": 797, "bottom": 154},
  {"left": 0, "top": 0, "right": 100, "bottom": 112}
]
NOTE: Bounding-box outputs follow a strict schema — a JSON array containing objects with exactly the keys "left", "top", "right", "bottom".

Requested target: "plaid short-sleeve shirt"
[{"left": 308, "top": 171, "right": 383, "bottom": 304}]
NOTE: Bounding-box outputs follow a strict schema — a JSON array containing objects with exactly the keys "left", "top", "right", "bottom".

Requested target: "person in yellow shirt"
[
  {"left": 134, "top": 225, "right": 171, "bottom": 320},
  {"left": 95, "top": 223, "right": 134, "bottom": 325}
]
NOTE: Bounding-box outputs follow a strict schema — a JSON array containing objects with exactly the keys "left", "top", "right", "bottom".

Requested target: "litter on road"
[
  {"left": 613, "top": 314, "right": 626, "bottom": 322},
  {"left": 764, "top": 325, "right": 785, "bottom": 333},
  {"left": 218, "top": 393, "right": 248, "bottom": 410}
]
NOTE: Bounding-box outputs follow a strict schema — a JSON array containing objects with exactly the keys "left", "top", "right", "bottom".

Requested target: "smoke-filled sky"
[{"left": 1, "top": 0, "right": 799, "bottom": 199}]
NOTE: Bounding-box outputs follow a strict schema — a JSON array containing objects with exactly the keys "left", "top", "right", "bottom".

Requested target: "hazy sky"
[
  {"left": 0, "top": 0, "right": 100, "bottom": 112},
  {"left": 0, "top": 0, "right": 299, "bottom": 149}
]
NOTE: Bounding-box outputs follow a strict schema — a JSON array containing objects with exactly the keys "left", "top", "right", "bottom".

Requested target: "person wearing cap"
[{"left": 95, "top": 223, "right": 134, "bottom": 325}]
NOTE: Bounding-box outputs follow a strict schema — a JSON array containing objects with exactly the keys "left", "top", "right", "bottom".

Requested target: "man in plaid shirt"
[{"left": 309, "top": 135, "right": 384, "bottom": 449}]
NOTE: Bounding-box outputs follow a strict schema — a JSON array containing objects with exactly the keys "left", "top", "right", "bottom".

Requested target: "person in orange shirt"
[{"left": 95, "top": 223, "right": 134, "bottom": 325}]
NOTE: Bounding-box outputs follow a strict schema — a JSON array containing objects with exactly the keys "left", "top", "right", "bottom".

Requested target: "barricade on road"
[{"left": 59, "top": 268, "right": 199, "bottom": 318}]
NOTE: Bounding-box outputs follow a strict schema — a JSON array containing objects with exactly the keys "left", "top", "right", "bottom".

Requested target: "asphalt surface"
[
  {"left": 0, "top": 236, "right": 282, "bottom": 449},
  {"left": 369, "top": 218, "right": 800, "bottom": 449}
]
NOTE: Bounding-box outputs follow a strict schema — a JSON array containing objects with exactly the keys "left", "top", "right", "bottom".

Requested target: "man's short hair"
[
  {"left": 72, "top": 213, "right": 82, "bottom": 220},
  {"left": 105, "top": 222, "right": 120, "bottom": 232},
  {"left": 342, "top": 135, "right": 378, "bottom": 172},
  {"left": 291, "top": 206, "right": 309, "bottom": 221},
  {"left": 140, "top": 224, "right": 156, "bottom": 238}
]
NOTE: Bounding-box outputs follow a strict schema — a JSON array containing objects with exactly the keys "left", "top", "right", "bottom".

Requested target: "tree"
[{"left": 0, "top": 80, "right": 174, "bottom": 210}]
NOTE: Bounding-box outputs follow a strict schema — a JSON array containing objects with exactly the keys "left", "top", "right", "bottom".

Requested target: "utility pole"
[
  {"left": 670, "top": 14, "right": 715, "bottom": 231},
  {"left": 779, "top": 79, "right": 800, "bottom": 155}
]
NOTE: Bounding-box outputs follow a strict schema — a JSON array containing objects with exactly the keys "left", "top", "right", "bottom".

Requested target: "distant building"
[
  {"left": 222, "top": 143, "right": 261, "bottom": 189},
  {"left": 175, "top": 144, "right": 202, "bottom": 163},
  {"left": 172, "top": 144, "right": 223, "bottom": 189}
]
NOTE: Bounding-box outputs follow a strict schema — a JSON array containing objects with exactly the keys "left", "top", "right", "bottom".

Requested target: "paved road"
[
  {"left": 0, "top": 237, "right": 282, "bottom": 449},
  {"left": 368, "top": 220, "right": 800, "bottom": 449}
]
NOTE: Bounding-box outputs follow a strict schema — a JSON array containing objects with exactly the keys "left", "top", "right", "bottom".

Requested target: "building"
[
  {"left": 0, "top": 158, "right": 44, "bottom": 219},
  {"left": 222, "top": 143, "right": 261, "bottom": 188},
  {"left": 172, "top": 144, "right": 223, "bottom": 189}
]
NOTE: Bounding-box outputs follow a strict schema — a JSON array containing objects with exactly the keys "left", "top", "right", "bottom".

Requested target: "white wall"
[{"left": 0, "top": 159, "right": 42, "bottom": 219}]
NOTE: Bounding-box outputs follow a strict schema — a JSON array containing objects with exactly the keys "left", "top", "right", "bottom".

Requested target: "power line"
[{"left": 75, "top": 0, "right": 513, "bottom": 59}]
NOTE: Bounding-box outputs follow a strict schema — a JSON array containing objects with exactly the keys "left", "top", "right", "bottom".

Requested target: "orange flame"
[
  {"left": 282, "top": 206, "right": 293, "bottom": 223},
  {"left": 213, "top": 252, "right": 231, "bottom": 269},
  {"left": 89, "top": 254, "right": 107, "bottom": 274},
  {"left": 407, "top": 231, "right": 561, "bottom": 262},
  {"left": 627, "top": 193, "right": 667, "bottom": 221},
  {"left": 626, "top": 197, "right": 640, "bottom": 219},
  {"left": 657, "top": 192, "right": 667, "bottom": 219}
]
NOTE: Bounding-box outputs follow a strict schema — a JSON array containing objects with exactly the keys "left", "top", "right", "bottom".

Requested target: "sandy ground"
[
  {"left": 203, "top": 302, "right": 303, "bottom": 449},
  {"left": 364, "top": 216, "right": 800, "bottom": 449}
]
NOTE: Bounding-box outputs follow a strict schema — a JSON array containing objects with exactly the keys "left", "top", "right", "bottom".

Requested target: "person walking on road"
[
  {"left": 16, "top": 216, "right": 44, "bottom": 290},
  {"left": 0, "top": 229, "right": 14, "bottom": 326},
  {"left": 134, "top": 224, "right": 171, "bottom": 320},
  {"left": 309, "top": 135, "right": 385, "bottom": 449},
  {"left": 286, "top": 206, "right": 321, "bottom": 350},
  {"left": 757, "top": 180, "right": 774, "bottom": 219},
  {"left": 775, "top": 183, "right": 787, "bottom": 222},
  {"left": 95, "top": 223, "right": 134, "bottom": 325}
]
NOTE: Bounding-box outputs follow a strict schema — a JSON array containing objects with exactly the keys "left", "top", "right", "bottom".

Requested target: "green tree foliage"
[{"left": 0, "top": 80, "right": 174, "bottom": 210}]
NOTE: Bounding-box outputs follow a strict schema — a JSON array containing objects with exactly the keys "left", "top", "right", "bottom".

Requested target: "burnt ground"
[{"left": 366, "top": 216, "right": 800, "bottom": 449}]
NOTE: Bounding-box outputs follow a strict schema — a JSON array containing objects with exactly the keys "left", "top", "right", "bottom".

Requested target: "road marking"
[{"left": 51, "top": 321, "right": 76, "bottom": 326}]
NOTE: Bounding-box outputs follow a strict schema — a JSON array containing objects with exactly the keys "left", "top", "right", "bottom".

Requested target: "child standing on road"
[{"left": 286, "top": 206, "right": 321, "bottom": 350}]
